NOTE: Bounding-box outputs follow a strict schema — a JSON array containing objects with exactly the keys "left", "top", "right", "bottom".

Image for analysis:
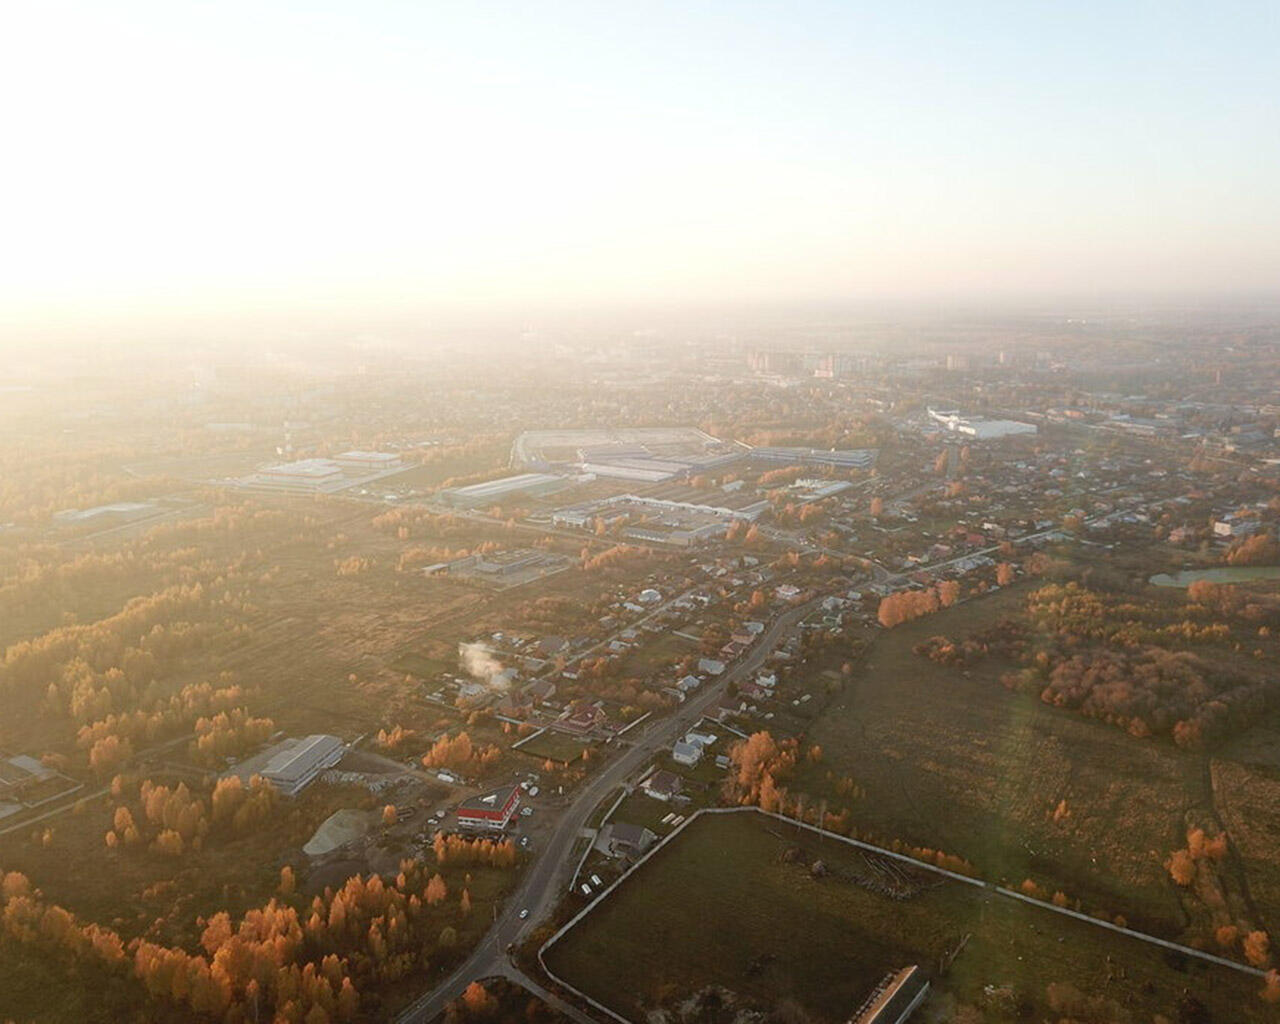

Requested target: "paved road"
[
  {"left": 395, "top": 597, "right": 822, "bottom": 1023},
  {"left": 482, "top": 963, "right": 598, "bottom": 1024}
]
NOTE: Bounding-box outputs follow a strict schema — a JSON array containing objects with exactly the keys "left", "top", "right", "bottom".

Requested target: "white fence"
[{"left": 539, "top": 806, "right": 1266, "bottom": 1024}]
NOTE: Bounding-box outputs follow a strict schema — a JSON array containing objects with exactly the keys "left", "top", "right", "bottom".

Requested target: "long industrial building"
[
  {"left": 258, "top": 459, "right": 346, "bottom": 491},
  {"left": 512, "top": 427, "right": 745, "bottom": 482},
  {"left": 333, "top": 450, "right": 403, "bottom": 470},
  {"left": 578, "top": 458, "right": 693, "bottom": 482},
  {"left": 439, "top": 473, "right": 569, "bottom": 507},
  {"left": 750, "top": 446, "right": 878, "bottom": 469},
  {"left": 262, "top": 735, "right": 345, "bottom": 796},
  {"left": 245, "top": 450, "right": 404, "bottom": 492},
  {"left": 927, "top": 408, "right": 1036, "bottom": 439},
  {"left": 604, "top": 493, "right": 768, "bottom": 521}
]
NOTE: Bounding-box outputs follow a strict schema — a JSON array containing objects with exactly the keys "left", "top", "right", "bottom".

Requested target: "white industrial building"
[
  {"left": 578, "top": 458, "right": 690, "bottom": 482},
  {"left": 750, "top": 446, "right": 877, "bottom": 469},
  {"left": 789, "top": 479, "right": 853, "bottom": 502},
  {"left": 257, "top": 459, "right": 346, "bottom": 491},
  {"left": 52, "top": 502, "right": 158, "bottom": 525},
  {"left": 511, "top": 427, "right": 740, "bottom": 474},
  {"left": 262, "top": 735, "right": 345, "bottom": 796},
  {"left": 927, "top": 408, "right": 1036, "bottom": 440},
  {"left": 605, "top": 493, "right": 769, "bottom": 521},
  {"left": 333, "top": 450, "right": 403, "bottom": 471},
  {"left": 242, "top": 451, "right": 403, "bottom": 493},
  {"left": 439, "top": 473, "right": 568, "bottom": 507}
]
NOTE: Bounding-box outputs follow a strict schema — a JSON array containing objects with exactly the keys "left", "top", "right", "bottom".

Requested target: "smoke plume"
[{"left": 458, "top": 642, "right": 508, "bottom": 688}]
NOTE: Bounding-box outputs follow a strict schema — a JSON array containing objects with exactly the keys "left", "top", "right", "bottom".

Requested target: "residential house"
[
  {"left": 558, "top": 704, "right": 608, "bottom": 734},
  {"left": 641, "top": 770, "right": 683, "bottom": 801},
  {"left": 711, "top": 694, "right": 746, "bottom": 722},
  {"left": 599, "top": 822, "right": 658, "bottom": 858},
  {"left": 526, "top": 679, "right": 557, "bottom": 703}
]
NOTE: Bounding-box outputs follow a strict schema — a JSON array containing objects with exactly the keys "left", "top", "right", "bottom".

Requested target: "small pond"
[{"left": 1149, "top": 566, "right": 1280, "bottom": 587}]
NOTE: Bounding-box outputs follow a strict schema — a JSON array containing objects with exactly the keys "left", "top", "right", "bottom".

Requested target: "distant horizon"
[{"left": 5, "top": 287, "right": 1280, "bottom": 355}]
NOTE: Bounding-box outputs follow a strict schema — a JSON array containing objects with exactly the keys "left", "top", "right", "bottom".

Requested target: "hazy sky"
[{"left": 3, "top": 1, "right": 1278, "bottom": 332}]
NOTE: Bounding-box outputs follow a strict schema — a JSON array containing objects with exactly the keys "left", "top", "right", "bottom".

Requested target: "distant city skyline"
[{"left": 3, "top": 0, "right": 1279, "bottom": 339}]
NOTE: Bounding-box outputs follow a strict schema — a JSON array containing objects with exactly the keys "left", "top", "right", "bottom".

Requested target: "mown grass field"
[
  {"left": 515, "top": 730, "right": 594, "bottom": 764},
  {"left": 543, "top": 810, "right": 1270, "bottom": 1023}
]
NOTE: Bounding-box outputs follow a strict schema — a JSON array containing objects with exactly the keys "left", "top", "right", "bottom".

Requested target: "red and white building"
[
  {"left": 556, "top": 703, "right": 608, "bottom": 735},
  {"left": 456, "top": 785, "right": 521, "bottom": 832}
]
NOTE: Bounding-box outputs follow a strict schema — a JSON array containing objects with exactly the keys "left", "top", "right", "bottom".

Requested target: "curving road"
[{"left": 395, "top": 596, "right": 822, "bottom": 1023}]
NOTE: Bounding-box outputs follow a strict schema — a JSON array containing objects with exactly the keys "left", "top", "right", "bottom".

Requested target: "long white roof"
[{"left": 264, "top": 734, "right": 343, "bottom": 781}]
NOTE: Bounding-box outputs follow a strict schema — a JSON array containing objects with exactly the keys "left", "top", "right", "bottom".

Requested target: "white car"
[
  {"left": 519, "top": 909, "right": 529, "bottom": 920},
  {"left": 521, "top": 806, "right": 533, "bottom": 817}
]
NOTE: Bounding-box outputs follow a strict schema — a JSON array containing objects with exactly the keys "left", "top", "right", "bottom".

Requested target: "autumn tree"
[
  {"left": 152, "top": 829, "right": 185, "bottom": 857},
  {"left": 462, "top": 981, "right": 495, "bottom": 1017},
  {"left": 1227, "top": 533, "right": 1280, "bottom": 567},
  {"left": 88, "top": 735, "right": 133, "bottom": 775},
  {"left": 1167, "top": 849, "right": 1195, "bottom": 886},
  {"left": 878, "top": 588, "right": 941, "bottom": 628},
  {"left": 1244, "top": 930, "right": 1272, "bottom": 968},
  {"left": 425, "top": 874, "right": 448, "bottom": 906}
]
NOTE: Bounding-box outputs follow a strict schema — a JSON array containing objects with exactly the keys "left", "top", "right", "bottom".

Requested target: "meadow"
[{"left": 544, "top": 809, "right": 1271, "bottom": 1022}]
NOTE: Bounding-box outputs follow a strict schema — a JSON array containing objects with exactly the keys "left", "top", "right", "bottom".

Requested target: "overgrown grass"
[{"left": 544, "top": 810, "right": 1269, "bottom": 1023}]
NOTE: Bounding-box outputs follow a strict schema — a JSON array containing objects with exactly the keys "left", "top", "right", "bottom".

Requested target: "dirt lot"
[{"left": 544, "top": 810, "right": 1270, "bottom": 1023}]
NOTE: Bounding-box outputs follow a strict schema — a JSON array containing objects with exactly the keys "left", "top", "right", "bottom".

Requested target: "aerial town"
[
  {"left": 3, "top": 313, "right": 1280, "bottom": 1023},
  {"left": 6, "top": 0, "right": 1279, "bottom": 1017}
]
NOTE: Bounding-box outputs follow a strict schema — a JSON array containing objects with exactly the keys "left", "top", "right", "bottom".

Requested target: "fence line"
[
  {"left": 570, "top": 788, "right": 630, "bottom": 893},
  {"left": 539, "top": 806, "right": 1266, "bottom": 1024},
  {"left": 510, "top": 727, "right": 548, "bottom": 751}
]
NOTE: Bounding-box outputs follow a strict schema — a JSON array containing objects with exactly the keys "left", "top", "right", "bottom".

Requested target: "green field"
[
  {"left": 543, "top": 810, "right": 1269, "bottom": 1023},
  {"left": 789, "top": 582, "right": 1276, "bottom": 939},
  {"left": 605, "top": 790, "right": 682, "bottom": 835},
  {"left": 514, "top": 730, "right": 594, "bottom": 764},
  {"left": 389, "top": 650, "right": 455, "bottom": 678}
]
